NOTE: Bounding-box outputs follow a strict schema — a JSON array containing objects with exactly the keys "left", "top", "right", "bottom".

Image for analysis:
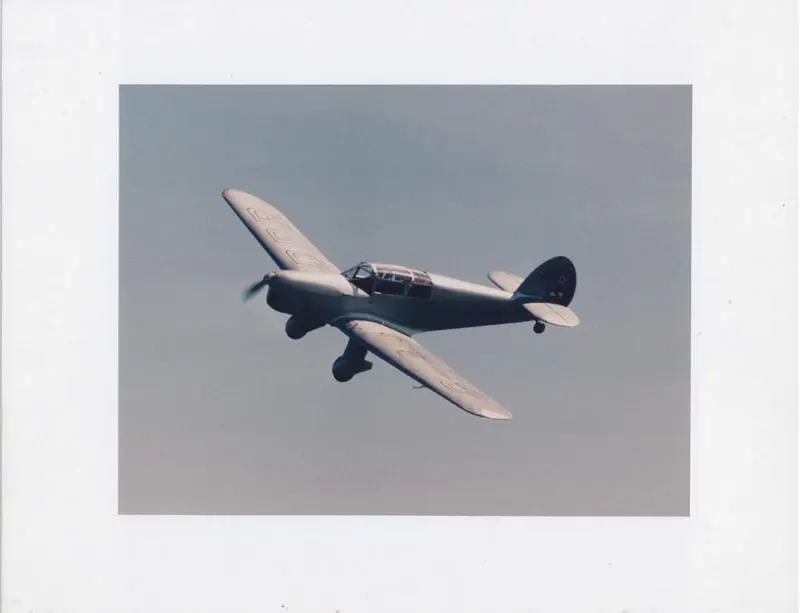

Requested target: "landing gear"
[
  {"left": 332, "top": 340, "right": 373, "bottom": 382},
  {"left": 285, "top": 315, "right": 324, "bottom": 340},
  {"left": 332, "top": 355, "right": 373, "bottom": 382},
  {"left": 332, "top": 361, "right": 354, "bottom": 382},
  {"left": 533, "top": 321, "right": 546, "bottom": 334}
]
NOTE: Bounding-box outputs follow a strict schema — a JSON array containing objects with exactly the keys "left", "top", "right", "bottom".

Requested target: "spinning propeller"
[{"left": 243, "top": 272, "right": 276, "bottom": 301}]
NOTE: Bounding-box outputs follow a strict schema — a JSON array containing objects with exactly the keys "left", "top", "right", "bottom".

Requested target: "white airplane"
[{"left": 222, "top": 188, "right": 580, "bottom": 420}]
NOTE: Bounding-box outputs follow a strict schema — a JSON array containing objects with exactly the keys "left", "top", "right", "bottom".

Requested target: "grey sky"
[{"left": 119, "top": 85, "right": 690, "bottom": 516}]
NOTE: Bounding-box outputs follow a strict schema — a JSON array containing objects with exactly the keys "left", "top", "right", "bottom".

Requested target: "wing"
[
  {"left": 222, "top": 188, "right": 339, "bottom": 274},
  {"left": 336, "top": 319, "right": 512, "bottom": 420}
]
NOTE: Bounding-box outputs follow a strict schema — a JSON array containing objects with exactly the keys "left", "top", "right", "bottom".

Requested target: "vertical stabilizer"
[{"left": 515, "top": 256, "right": 577, "bottom": 306}]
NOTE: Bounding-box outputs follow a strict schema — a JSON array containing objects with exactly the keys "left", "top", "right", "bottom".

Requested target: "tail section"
[
  {"left": 521, "top": 301, "right": 580, "bottom": 327},
  {"left": 486, "top": 270, "right": 524, "bottom": 293},
  {"left": 515, "top": 256, "right": 577, "bottom": 306},
  {"left": 488, "top": 257, "right": 580, "bottom": 329}
]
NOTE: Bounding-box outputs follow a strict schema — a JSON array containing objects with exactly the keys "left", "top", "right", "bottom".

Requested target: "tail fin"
[{"left": 515, "top": 256, "right": 577, "bottom": 306}]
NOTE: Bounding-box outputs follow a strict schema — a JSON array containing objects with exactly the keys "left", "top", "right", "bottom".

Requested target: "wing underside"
[
  {"left": 336, "top": 319, "right": 512, "bottom": 420},
  {"left": 222, "top": 188, "right": 339, "bottom": 274}
]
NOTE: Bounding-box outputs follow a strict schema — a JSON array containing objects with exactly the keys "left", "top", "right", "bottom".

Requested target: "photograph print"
[{"left": 119, "top": 85, "right": 690, "bottom": 516}]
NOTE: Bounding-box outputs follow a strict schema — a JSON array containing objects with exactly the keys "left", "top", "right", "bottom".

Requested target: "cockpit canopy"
[{"left": 341, "top": 262, "right": 433, "bottom": 299}]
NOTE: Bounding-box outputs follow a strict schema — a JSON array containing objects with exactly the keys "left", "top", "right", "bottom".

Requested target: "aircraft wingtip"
[
  {"left": 222, "top": 188, "right": 250, "bottom": 208},
  {"left": 485, "top": 408, "right": 513, "bottom": 420}
]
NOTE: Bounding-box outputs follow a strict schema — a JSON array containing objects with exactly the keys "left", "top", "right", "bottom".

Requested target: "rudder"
[{"left": 515, "top": 256, "right": 577, "bottom": 306}]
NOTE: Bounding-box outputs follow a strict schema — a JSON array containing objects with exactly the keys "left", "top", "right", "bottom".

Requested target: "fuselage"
[{"left": 265, "top": 267, "right": 534, "bottom": 335}]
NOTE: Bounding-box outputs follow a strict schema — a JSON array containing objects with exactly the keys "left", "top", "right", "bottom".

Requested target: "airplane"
[{"left": 222, "top": 188, "right": 580, "bottom": 420}]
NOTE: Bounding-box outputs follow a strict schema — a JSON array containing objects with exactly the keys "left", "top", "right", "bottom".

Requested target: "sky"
[{"left": 119, "top": 85, "right": 691, "bottom": 516}]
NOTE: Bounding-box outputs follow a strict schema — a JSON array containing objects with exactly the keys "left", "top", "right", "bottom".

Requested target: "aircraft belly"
[
  {"left": 420, "top": 292, "right": 529, "bottom": 331},
  {"left": 347, "top": 296, "right": 423, "bottom": 330},
  {"left": 331, "top": 289, "right": 530, "bottom": 333},
  {"left": 358, "top": 292, "right": 528, "bottom": 333},
  {"left": 421, "top": 308, "right": 524, "bottom": 330}
]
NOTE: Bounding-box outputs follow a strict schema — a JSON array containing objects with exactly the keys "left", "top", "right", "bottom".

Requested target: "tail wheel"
[{"left": 533, "top": 321, "right": 546, "bottom": 334}]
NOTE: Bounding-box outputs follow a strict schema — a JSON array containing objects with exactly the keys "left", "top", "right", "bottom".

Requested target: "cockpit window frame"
[{"left": 341, "top": 261, "right": 433, "bottom": 299}]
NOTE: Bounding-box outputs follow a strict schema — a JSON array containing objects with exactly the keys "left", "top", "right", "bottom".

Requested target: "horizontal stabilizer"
[
  {"left": 522, "top": 302, "right": 580, "bottom": 327},
  {"left": 487, "top": 270, "right": 523, "bottom": 293}
]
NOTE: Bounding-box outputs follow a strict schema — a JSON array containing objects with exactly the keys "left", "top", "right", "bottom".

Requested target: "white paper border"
[{"left": 3, "top": 1, "right": 796, "bottom": 612}]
